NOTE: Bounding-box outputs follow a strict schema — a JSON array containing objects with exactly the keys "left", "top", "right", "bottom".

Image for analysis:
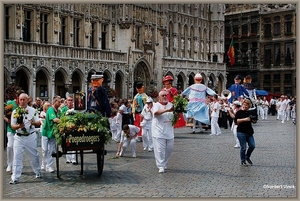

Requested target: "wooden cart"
[{"left": 54, "top": 131, "right": 107, "bottom": 178}]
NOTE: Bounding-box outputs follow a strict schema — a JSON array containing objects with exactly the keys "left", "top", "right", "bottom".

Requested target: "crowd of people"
[{"left": 4, "top": 72, "right": 297, "bottom": 184}]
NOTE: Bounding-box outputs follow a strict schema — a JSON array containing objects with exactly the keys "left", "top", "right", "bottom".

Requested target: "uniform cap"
[{"left": 91, "top": 72, "right": 103, "bottom": 79}]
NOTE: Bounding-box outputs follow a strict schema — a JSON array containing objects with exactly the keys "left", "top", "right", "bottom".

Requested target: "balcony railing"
[{"left": 4, "top": 40, "right": 127, "bottom": 63}]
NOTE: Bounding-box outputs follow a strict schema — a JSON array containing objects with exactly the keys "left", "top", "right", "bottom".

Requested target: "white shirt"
[
  {"left": 211, "top": 101, "right": 220, "bottom": 118},
  {"left": 11, "top": 105, "right": 39, "bottom": 134},
  {"left": 151, "top": 102, "right": 174, "bottom": 139}
]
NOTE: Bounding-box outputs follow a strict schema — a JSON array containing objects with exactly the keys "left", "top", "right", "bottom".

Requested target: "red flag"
[{"left": 227, "top": 37, "right": 235, "bottom": 66}]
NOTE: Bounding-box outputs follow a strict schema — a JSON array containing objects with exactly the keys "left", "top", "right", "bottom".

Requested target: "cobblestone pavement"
[{"left": 3, "top": 115, "right": 296, "bottom": 198}]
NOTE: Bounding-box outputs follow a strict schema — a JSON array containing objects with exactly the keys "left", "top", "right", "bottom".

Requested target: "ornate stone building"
[
  {"left": 224, "top": 4, "right": 296, "bottom": 96},
  {"left": 4, "top": 4, "right": 226, "bottom": 101}
]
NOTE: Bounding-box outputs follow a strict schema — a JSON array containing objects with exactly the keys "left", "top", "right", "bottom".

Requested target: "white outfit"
[
  {"left": 231, "top": 107, "right": 240, "bottom": 148},
  {"left": 261, "top": 100, "right": 269, "bottom": 120},
  {"left": 285, "top": 99, "right": 291, "bottom": 121},
  {"left": 115, "top": 112, "right": 123, "bottom": 142},
  {"left": 210, "top": 101, "right": 221, "bottom": 135},
  {"left": 10, "top": 105, "right": 41, "bottom": 182},
  {"left": 279, "top": 99, "right": 288, "bottom": 123},
  {"left": 152, "top": 102, "right": 174, "bottom": 171},
  {"left": 119, "top": 125, "right": 140, "bottom": 157},
  {"left": 141, "top": 104, "right": 154, "bottom": 151},
  {"left": 109, "top": 116, "right": 118, "bottom": 142}
]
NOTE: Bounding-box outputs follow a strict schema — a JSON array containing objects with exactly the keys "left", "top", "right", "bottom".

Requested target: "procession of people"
[{"left": 4, "top": 71, "right": 296, "bottom": 185}]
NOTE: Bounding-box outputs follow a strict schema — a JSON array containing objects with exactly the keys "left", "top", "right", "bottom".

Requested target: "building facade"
[
  {"left": 4, "top": 4, "right": 227, "bottom": 102},
  {"left": 224, "top": 4, "right": 296, "bottom": 96}
]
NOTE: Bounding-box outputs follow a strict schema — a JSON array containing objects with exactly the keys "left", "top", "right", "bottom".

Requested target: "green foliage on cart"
[{"left": 53, "top": 110, "right": 111, "bottom": 145}]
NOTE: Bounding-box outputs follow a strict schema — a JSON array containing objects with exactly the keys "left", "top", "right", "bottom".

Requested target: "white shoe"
[
  {"left": 158, "top": 168, "right": 164, "bottom": 173},
  {"left": 35, "top": 173, "right": 42, "bottom": 178},
  {"left": 47, "top": 167, "right": 55, "bottom": 173},
  {"left": 143, "top": 147, "right": 147, "bottom": 151},
  {"left": 148, "top": 148, "right": 153, "bottom": 152},
  {"left": 216, "top": 133, "right": 221, "bottom": 136},
  {"left": 41, "top": 164, "right": 45, "bottom": 170},
  {"left": 234, "top": 144, "right": 240, "bottom": 148},
  {"left": 132, "top": 153, "right": 136, "bottom": 158},
  {"left": 6, "top": 165, "right": 12, "bottom": 172},
  {"left": 119, "top": 151, "right": 123, "bottom": 157},
  {"left": 210, "top": 134, "right": 216, "bottom": 136}
]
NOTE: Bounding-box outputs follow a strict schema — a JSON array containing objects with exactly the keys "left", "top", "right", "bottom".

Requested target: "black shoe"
[
  {"left": 9, "top": 180, "right": 19, "bottom": 184},
  {"left": 192, "top": 131, "right": 195, "bottom": 134},
  {"left": 246, "top": 158, "right": 253, "bottom": 165},
  {"left": 241, "top": 162, "right": 248, "bottom": 167}
]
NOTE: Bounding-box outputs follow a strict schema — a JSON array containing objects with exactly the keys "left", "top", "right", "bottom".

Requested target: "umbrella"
[{"left": 256, "top": 89, "right": 268, "bottom": 96}]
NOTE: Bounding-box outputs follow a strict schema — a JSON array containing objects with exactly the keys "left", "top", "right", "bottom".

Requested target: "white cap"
[
  {"left": 233, "top": 101, "right": 241, "bottom": 106},
  {"left": 146, "top": 97, "right": 153, "bottom": 103},
  {"left": 195, "top": 73, "right": 202, "bottom": 79}
]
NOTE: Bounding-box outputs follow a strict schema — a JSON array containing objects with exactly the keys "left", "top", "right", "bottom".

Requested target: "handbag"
[{"left": 247, "top": 98, "right": 258, "bottom": 123}]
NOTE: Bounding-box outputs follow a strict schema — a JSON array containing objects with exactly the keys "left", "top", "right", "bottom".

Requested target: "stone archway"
[{"left": 133, "top": 61, "right": 151, "bottom": 97}]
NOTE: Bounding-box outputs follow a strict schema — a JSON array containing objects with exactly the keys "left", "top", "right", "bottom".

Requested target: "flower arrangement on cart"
[{"left": 53, "top": 110, "right": 111, "bottom": 146}]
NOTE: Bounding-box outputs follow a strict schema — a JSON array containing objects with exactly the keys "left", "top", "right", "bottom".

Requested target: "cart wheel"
[{"left": 97, "top": 140, "right": 105, "bottom": 176}]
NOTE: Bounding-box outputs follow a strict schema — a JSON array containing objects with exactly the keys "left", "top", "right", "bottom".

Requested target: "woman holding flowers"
[
  {"left": 162, "top": 75, "right": 185, "bottom": 128},
  {"left": 10, "top": 93, "right": 41, "bottom": 184},
  {"left": 151, "top": 90, "right": 174, "bottom": 173}
]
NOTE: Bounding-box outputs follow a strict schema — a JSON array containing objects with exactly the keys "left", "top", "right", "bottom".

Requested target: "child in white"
[
  {"left": 141, "top": 97, "right": 154, "bottom": 151},
  {"left": 210, "top": 95, "right": 222, "bottom": 136},
  {"left": 109, "top": 110, "right": 118, "bottom": 142},
  {"left": 261, "top": 97, "right": 269, "bottom": 120},
  {"left": 116, "top": 124, "right": 140, "bottom": 158},
  {"left": 228, "top": 101, "right": 241, "bottom": 148},
  {"left": 115, "top": 106, "right": 125, "bottom": 142}
]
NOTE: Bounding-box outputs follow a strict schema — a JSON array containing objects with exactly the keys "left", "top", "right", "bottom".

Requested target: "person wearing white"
[
  {"left": 261, "top": 97, "right": 269, "bottom": 120},
  {"left": 256, "top": 97, "right": 264, "bottom": 120},
  {"left": 109, "top": 110, "right": 118, "bottom": 142},
  {"left": 152, "top": 91, "right": 174, "bottom": 173},
  {"left": 276, "top": 98, "right": 282, "bottom": 120},
  {"left": 210, "top": 95, "right": 222, "bottom": 136},
  {"left": 115, "top": 105, "right": 125, "bottom": 142},
  {"left": 140, "top": 97, "right": 154, "bottom": 152},
  {"left": 285, "top": 96, "right": 291, "bottom": 121},
  {"left": 10, "top": 93, "right": 41, "bottom": 184},
  {"left": 279, "top": 95, "right": 288, "bottom": 123},
  {"left": 228, "top": 101, "right": 242, "bottom": 148},
  {"left": 116, "top": 124, "right": 140, "bottom": 158}
]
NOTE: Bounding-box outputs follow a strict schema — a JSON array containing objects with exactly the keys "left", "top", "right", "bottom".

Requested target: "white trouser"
[
  {"left": 11, "top": 133, "right": 40, "bottom": 181},
  {"left": 111, "top": 129, "right": 118, "bottom": 141},
  {"left": 232, "top": 124, "right": 240, "bottom": 146},
  {"left": 262, "top": 107, "right": 268, "bottom": 119},
  {"left": 116, "top": 125, "right": 122, "bottom": 142},
  {"left": 193, "top": 120, "right": 203, "bottom": 132},
  {"left": 152, "top": 137, "right": 174, "bottom": 169},
  {"left": 142, "top": 122, "right": 153, "bottom": 149},
  {"left": 286, "top": 110, "right": 291, "bottom": 121},
  {"left": 66, "top": 151, "right": 76, "bottom": 162},
  {"left": 279, "top": 110, "right": 286, "bottom": 122},
  {"left": 41, "top": 136, "right": 56, "bottom": 169},
  {"left": 120, "top": 137, "right": 137, "bottom": 155},
  {"left": 6, "top": 132, "right": 15, "bottom": 167},
  {"left": 211, "top": 116, "right": 221, "bottom": 135}
]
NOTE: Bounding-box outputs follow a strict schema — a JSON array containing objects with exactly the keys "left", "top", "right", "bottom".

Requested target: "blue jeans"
[{"left": 237, "top": 132, "right": 255, "bottom": 163}]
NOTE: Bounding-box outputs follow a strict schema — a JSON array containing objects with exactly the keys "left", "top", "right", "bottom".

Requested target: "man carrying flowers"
[{"left": 10, "top": 93, "right": 41, "bottom": 184}]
